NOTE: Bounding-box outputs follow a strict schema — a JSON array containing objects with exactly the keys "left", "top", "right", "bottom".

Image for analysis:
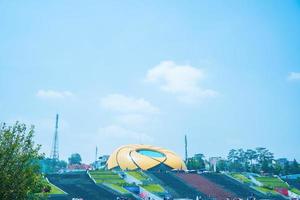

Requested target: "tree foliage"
[
  {"left": 290, "top": 159, "right": 300, "bottom": 174},
  {"left": 68, "top": 153, "right": 82, "bottom": 165},
  {"left": 216, "top": 160, "right": 228, "bottom": 172},
  {"left": 0, "top": 122, "right": 48, "bottom": 200},
  {"left": 40, "top": 158, "right": 67, "bottom": 174},
  {"left": 187, "top": 153, "right": 205, "bottom": 170},
  {"left": 225, "top": 147, "right": 300, "bottom": 175},
  {"left": 226, "top": 147, "right": 274, "bottom": 173}
]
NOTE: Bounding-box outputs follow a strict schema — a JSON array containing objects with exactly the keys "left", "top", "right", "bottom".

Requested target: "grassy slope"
[
  {"left": 291, "top": 188, "right": 300, "bottom": 195},
  {"left": 90, "top": 170, "right": 166, "bottom": 195},
  {"left": 90, "top": 170, "right": 130, "bottom": 194},
  {"left": 89, "top": 170, "right": 126, "bottom": 184},
  {"left": 107, "top": 183, "right": 131, "bottom": 194},
  {"left": 256, "top": 177, "right": 289, "bottom": 188},
  {"left": 253, "top": 186, "right": 278, "bottom": 195},
  {"left": 230, "top": 173, "right": 252, "bottom": 183},
  {"left": 127, "top": 171, "right": 148, "bottom": 181},
  {"left": 48, "top": 183, "right": 66, "bottom": 195},
  {"left": 142, "top": 184, "right": 165, "bottom": 193}
]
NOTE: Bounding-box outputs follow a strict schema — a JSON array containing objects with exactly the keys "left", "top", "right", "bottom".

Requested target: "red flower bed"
[{"left": 275, "top": 188, "right": 289, "bottom": 196}]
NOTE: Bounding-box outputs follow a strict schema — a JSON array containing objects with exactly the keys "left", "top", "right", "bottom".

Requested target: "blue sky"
[{"left": 0, "top": 1, "right": 300, "bottom": 163}]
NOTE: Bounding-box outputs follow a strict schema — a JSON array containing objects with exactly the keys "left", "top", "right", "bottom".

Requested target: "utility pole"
[
  {"left": 50, "top": 114, "right": 59, "bottom": 160},
  {"left": 95, "top": 146, "right": 98, "bottom": 162},
  {"left": 185, "top": 134, "right": 188, "bottom": 163}
]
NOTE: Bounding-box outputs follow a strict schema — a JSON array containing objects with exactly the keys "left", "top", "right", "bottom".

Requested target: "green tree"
[
  {"left": 228, "top": 149, "right": 238, "bottom": 162},
  {"left": 0, "top": 122, "right": 48, "bottom": 200},
  {"left": 245, "top": 149, "right": 258, "bottom": 172},
  {"left": 273, "top": 163, "right": 283, "bottom": 175},
  {"left": 186, "top": 158, "right": 201, "bottom": 170},
  {"left": 227, "top": 149, "right": 244, "bottom": 172},
  {"left": 290, "top": 159, "right": 300, "bottom": 174},
  {"left": 237, "top": 148, "right": 248, "bottom": 171},
  {"left": 194, "top": 153, "right": 206, "bottom": 169},
  {"left": 68, "top": 153, "right": 82, "bottom": 165},
  {"left": 255, "top": 147, "right": 274, "bottom": 173},
  {"left": 283, "top": 161, "right": 290, "bottom": 175},
  {"left": 40, "top": 158, "right": 67, "bottom": 174},
  {"left": 216, "top": 160, "right": 228, "bottom": 172}
]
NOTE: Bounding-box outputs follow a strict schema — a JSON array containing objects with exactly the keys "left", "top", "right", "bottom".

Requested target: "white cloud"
[
  {"left": 287, "top": 72, "right": 300, "bottom": 81},
  {"left": 99, "top": 94, "right": 158, "bottom": 142},
  {"left": 99, "top": 125, "right": 153, "bottom": 143},
  {"left": 145, "top": 61, "right": 218, "bottom": 103},
  {"left": 36, "top": 90, "right": 73, "bottom": 99},
  {"left": 100, "top": 94, "right": 159, "bottom": 114}
]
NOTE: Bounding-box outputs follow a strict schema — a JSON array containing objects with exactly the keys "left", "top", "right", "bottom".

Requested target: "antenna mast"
[
  {"left": 95, "top": 146, "right": 98, "bottom": 162},
  {"left": 50, "top": 114, "right": 59, "bottom": 160},
  {"left": 185, "top": 134, "right": 188, "bottom": 163}
]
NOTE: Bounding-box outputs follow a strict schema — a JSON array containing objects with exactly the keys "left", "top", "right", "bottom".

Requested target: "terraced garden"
[
  {"left": 108, "top": 183, "right": 131, "bottom": 194},
  {"left": 89, "top": 170, "right": 125, "bottom": 184},
  {"left": 47, "top": 172, "right": 119, "bottom": 200},
  {"left": 255, "top": 177, "right": 289, "bottom": 189},
  {"left": 253, "top": 186, "right": 278, "bottom": 195},
  {"left": 291, "top": 187, "right": 300, "bottom": 195},
  {"left": 230, "top": 173, "right": 252, "bottom": 183},
  {"left": 127, "top": 171, "right": 148, "bottom": 181},
  {"left": 142, "top": 184, "right": 165, "bottom": 193},
  {"left": 89, "top": 170, "right": 130, "bottom": 194},
  {"left": 90, "top": 170, "right": 168, "bottom": 197},
  {"left": 127, "top": 171, "right": 166, "bottom": 195}
]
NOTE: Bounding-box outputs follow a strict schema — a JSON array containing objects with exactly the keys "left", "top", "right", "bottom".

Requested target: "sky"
[{"left": 0, "top": 0, "right": 300, "bottom": 163}]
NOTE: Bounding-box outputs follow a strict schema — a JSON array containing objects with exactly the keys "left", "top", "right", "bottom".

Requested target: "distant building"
[
  {"left": 209, "top": 157, "right": 222, "bottom": 172},
  {"left": 276, "top": 158, "right": 288, "bottom": 168},
  {"left": 194, "top": 153, "right": 204, "bottom": 160},
  {"left": 281, "top": 174, "right": 300, "bottom": 179},
  {"left": 67, "top": 163, "right": 91, "bottom": 171},
  {"left": 107, "top": 144, "right": 187, "bottom": 171},
  {"left": 204, "top": 161, "right": 210, "bottom": 171},
  {"left": 93, "top": 155, "right": 109, "bottom": 170}
]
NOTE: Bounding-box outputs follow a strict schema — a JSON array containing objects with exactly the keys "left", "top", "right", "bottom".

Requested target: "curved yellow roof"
[{"left": 107, "top": 144, "right": 187, "bottom": 171}]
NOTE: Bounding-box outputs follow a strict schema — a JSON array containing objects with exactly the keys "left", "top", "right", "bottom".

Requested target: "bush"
[{"left": 0, "top": 122, "right": 48, "bottom": 200}]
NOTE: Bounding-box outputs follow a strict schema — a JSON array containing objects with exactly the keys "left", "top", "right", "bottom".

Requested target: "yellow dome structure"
[{"left": 107, "top": 144, "right": 187, "bottom": 171}]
